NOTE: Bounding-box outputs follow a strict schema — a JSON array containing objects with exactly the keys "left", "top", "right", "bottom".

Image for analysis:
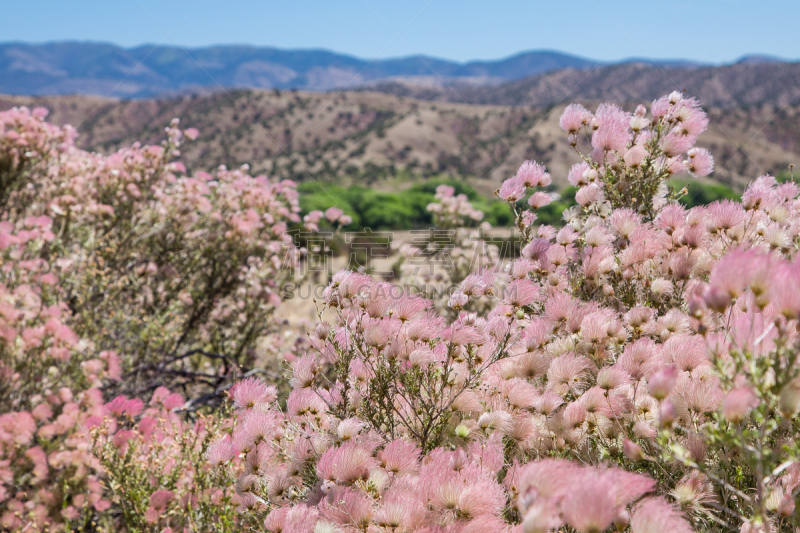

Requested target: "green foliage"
[
  {"left": 303, "top": 176, "right": 747, "bottom": 231},
  {"left": 672, "top": 179, "right": 740, "bottom": 208},
  {"left": 298, "top": 178, "right": 575, "bottom": 229}
]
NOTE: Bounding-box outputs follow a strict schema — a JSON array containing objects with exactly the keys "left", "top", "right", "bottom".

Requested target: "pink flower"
[
  {"left": 232, "top": 377, "right": 276, "bottom": 411},
  {"left": 547, "top": 353, "right": 592, "bottom": 396},
  {"left": 624, "top": 146, "right": 648, "bottom": 168},
  {"left": 207, "top": 438, "right": 236, "bottom": 466},
  {"left": 435, "top": 184, "right": 455, "bottom": 198},
  {"left": 722, "top": 387, "right": 760, "bottom": 423},
  {"left": 363, "top": 320, "right": 396, "bottom": 349},
  {"left": 559, "top": 103, "right": 593, "bottom": 134},
  {"left": 709, "top": 248, "right": 770, "bottom": 299},
  {"left": 498, "top": 176, "right": 525, "bottom": 202},
  {"left": 105, "top": 396, "right": 144, "bottom": 417},
  {"left": 769, "top": 260, "right": 800, "bottom": 318},
  {"left": 504, "top": 279, "right": 540, "bottom": 307},
  {"left": 592, "top": 103, "right": 632, "bottom": 152},
  {"left": 324, "top": 206, "right": 344, "bottom": 223},
  {"left": 707, "top": 199, "right": 746, "bottom": 232},
  {"left": 631, "top": 497, "right": 694, "bottom": 533},
  {"left": 458, "top": 479, "right": 506, "bottom": 518},
  {"left": 687, "top": 147, "right": 714, "bottom": 176},
  {"left": 648, "top": 365, "right": 679, "bottom": 400},
  {"left": 575, "top": 184, "right": 604, "bottom": 206},
  {"left": 378, "top": 439, "right": 420, "bottom": 476},
  {"left": 516, "top": 160, "right": 551, "bottom": 188},
  {"left": 318, "top": 486, "right": 373, "bottom": 527},
  {"left": 624, "top": 439, "right": 645, "bottom": 461},
  {"left": 144, "top": 506, "right": 159, "bottom": 525},
  {"left": 317, "top": 442, "right": 378, "bottom": 485},
  {"left": 560, "top": 471, "right": 619, "bottom": 532},
  {"left": 596, "top": 366, "right": 632, "bottom": 391},
  {"left": 528, "top": 191, "right": 552, "bottom": 209},
  {"left": 448, "top": 290, "right": 469, "bottom": 310},
  {"left": 149, "top": 489, "right": 175, "bottom": 511}
]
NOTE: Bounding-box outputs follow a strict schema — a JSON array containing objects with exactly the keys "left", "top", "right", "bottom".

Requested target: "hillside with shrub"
[
  {"left": 6, "top": 88, "right": 800, "bottom": 533},
  {"left": 2, "top": 89, "right": 798, "bottom": 199}
]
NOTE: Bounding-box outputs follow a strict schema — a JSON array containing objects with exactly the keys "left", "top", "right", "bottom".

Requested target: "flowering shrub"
[
  {"left": 5, "top": 90, "right": 800, "bottom": 533},
  {"left": 2, "top": 107, "right": 306, "bottom": 398},
  {"left": 0, "top": 107, "right": 309, "bottom": 531},
  {"left": 93, "top": 388, "right": 258, "bottom": 532},
  {"left": 0, "top": 217, "right": 110, "bottom": 529},
  {"left": 211, "top": 92, "right": 800, "bottom": 533},
  {"left": 394, "top": 184, "right": 499, "bottom": 315}
]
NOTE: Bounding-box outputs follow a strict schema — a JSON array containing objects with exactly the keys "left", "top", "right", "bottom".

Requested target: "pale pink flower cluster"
[
  {"left": 2, "top": 106, "right": 308, "bottom": 386},
  {"left": 394, "top": 186, "right": 497, "bottom": 313},
  {"left": 0, "top": 217, "right": 116, "bottom": 528},
  {"left": 0, "top": 108, "right": 310, "bottom": 530},
  {"left": 6, "top": 92, "right": 800, "bottom": 532},
  {"left": 213, "top": 93, "right": 800, "bottom": 533},
  {"left": 426, "top": 184, "right": 484, "bottom": 228},
  {"left": 90, "top": 387, "right": 255, "bottom": 531},
  {"left": 501, "top": 92, "right": 714, "bottom": 242},
  {"left": 304, "top": 206, "right": 353, "bottom": 231}
]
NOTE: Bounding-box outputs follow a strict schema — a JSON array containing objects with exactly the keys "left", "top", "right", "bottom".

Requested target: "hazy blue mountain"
[{"left": 0, "top": 41, "right": 711, "bottom": 98}]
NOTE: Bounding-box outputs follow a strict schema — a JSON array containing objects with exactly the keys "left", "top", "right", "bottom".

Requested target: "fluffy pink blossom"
[
  {"left": 722, "top": 387, "right": 760, "bottom": 423},
  {"left": 516, "top": 160, "right": 552, "bottom": 188},
  {"left": 498, "top": 176, "right": 525, "bottom": 202},
  {"left": 232, "top": 377, "right": 277, "bottom": 411},
  {"left": 592, "top": 103, "right": 632, "bottom": 153},
  {"left": 559, "top": 103, "right": 593, "bottom": 134},
  {"left": 528, "top": 191, "right": 552, "bottom": 209},
  {"left": 648, "top": 365, "right": 679, "bottom": 400},
  {"left": 631, "top": 497, "right": 694, "bottom": 533},
  {"left": 686, "top": 147, "right": 714, "bottom": 176}
]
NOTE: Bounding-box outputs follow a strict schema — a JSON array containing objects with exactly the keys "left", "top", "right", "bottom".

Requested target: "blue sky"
[{"left": 4, "top": 0, "right": 798, "bottom": 63}]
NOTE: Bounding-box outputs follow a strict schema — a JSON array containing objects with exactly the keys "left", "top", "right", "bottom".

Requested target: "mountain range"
[
  {"left": 0, "top": 41, "right": 755, "bottom": 98},
  {"left": 3, "top": 42, "right": 800, "bottom": 197},
  {"left": 369, "top": 61, "right": 800, "bottom": 109}
]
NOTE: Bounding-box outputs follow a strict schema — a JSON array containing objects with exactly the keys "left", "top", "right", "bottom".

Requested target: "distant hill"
[
  {"left": 366, "top": 61, "right": 800, "bottom": 109},
  {"left": 0, "top": 42, "right": 705, "bottom": 98},
  {"left": 2, "top": 89, "right": 798, "bottom": 195}
]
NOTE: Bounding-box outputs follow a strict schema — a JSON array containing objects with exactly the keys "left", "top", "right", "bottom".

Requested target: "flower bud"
[
  {"left": 613, "top": 507, "right": 630, "bottom": 531},
  {"left": 721, "top": 387, "right": 759, "bottom": 424},
  {"left": 687, "top": 294, "right": 706, "bottom": 318},
  {"left": 766, "top": 489, "right": 783, "bottom": 512},
  {"left": 779, "top": 493, "right": 796, "bottom": 517},
  {"left": 623, "top": 439, "right": 644, "bottom": 461},
  {"left": 629, "top": 116, "right": 650, "bottom": 133},
  {"left": 703, "top": 285, "right": 731, "bottom": 312},
  {"left": 583, "top": 168, "right": 598, "bottom": 182},
  {"left": 659, "top": 400, "right": 676, "bottom": 428},
  {"left": 648, "top": 366, "right": 678, "bottom": 401},
  {"left": 315, "top": 322, "right": 330, "bottom": 339},
  {"left": 779, "top": 381, "right": 800, "bottom": 417},
  {"left": 686, "top": 433, "right": 707, "bottom": 463}
]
